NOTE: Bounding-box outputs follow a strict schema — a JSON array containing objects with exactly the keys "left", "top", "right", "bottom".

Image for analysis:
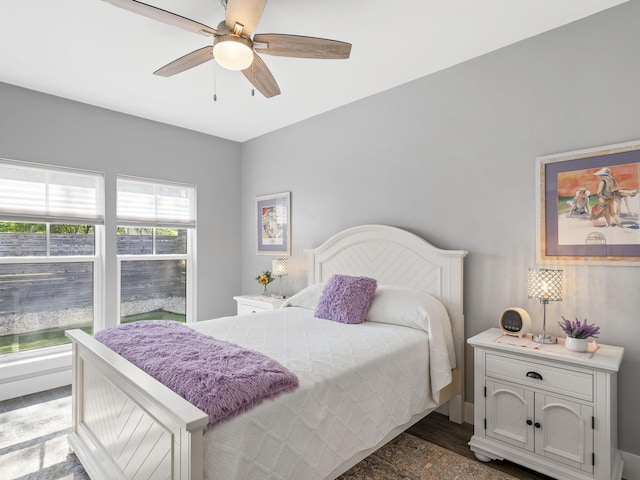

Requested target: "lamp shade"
[
  {"left": 527, "top": 268, "right": 563, "bottom": 302},
  {"left": 272, "top": 258, "right": 288, "bottom": 277}
]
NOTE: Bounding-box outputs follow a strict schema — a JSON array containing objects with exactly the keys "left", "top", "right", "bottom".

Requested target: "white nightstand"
[
  {"left": 468, "top": 328, "right": 624, "bottom": 480},
  {"left": 233, "top": 295, "right": 285, "bottom": 315}
]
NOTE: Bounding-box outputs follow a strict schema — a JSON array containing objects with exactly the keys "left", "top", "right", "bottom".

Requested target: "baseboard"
[
  {"left": 465, "top": 401, "right": 474, "bottom": 424},
  {"left": 622, "top": 450, "right": 640, "bottom": 480}
]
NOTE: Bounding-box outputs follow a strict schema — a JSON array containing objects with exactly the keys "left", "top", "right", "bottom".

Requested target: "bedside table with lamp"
[
  {"left": 469, "top": 267, "right": 625, "bottom": 480},
  {"left": 236, "top": 258, "right": 289, "bottom": 315},
  {"left": 233, "top": 294, "right": 285, "bottom": 315}
]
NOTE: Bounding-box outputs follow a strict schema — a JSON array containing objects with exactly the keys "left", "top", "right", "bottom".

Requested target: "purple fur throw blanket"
[{"left": 94, "top": 321, "right": 299, "bottom": 426}]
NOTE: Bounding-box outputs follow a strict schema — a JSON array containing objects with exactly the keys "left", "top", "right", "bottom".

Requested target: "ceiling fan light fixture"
[{"left": 213, "top": 35, "right": 253, "bottom": 71}]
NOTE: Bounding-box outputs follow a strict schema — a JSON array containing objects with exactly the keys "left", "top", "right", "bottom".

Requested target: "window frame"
[
  {"left": 116, "top": 176, "right": 197, "bottom": 326},
  {"left": 0, "top": 159, "right": 105, "bottom": 359}
]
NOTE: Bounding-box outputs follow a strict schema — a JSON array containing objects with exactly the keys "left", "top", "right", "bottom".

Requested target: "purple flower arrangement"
[{"left": 558, "top": 316, "right": 600, "bottom": 339}]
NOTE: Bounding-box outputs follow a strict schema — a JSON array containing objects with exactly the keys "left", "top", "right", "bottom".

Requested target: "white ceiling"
[{"left": 0, "top": 0, "right": 628, "bottom": 142}]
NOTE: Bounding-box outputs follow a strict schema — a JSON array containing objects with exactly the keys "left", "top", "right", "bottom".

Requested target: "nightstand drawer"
[
  {"left": 237, "top": 304, "right": 268, "bottom": 315},
  {"left": 234, "top": 295, "right": 284, "bottom": 315},
  {"left": 486, "top": 353, "right": 593, "bottom": 401}
]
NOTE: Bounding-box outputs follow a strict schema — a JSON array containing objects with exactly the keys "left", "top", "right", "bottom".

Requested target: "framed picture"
[
  {"left": 536, "top": 140, "right": 640, "bottom": 265},
  {"left": 256, "top": 192, "right": 290, "bottom": 256}
]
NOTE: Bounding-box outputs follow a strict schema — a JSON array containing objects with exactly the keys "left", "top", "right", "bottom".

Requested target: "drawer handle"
[
  {"left": 526, "top": 420, "right": 533, "bottom": 426},
  {"left": 526, "top": 371, "right": 543, "bottom": 381},
  {"left": 534, "top": 422, "right": 541, "bottom": 429}
]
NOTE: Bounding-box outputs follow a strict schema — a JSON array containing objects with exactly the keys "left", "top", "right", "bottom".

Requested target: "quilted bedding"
[{"left": 190, "top": 305, "right": 451, "bottom": 480}]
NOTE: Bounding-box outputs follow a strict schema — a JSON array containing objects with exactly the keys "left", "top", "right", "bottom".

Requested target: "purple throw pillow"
[{"left": 315, "top": 274, "right": 377, "bottom": 324}]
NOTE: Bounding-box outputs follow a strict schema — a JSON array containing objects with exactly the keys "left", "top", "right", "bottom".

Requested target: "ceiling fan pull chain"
[
  {"left": 213, "top": 64, "right": 218, "bottom": 102},
  {"left": 251, "top": 62, "right": 255, "bottom": 97}
]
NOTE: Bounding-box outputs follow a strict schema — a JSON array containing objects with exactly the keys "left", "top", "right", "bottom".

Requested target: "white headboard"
[{"left": 305, "top": 224, "right": 468, "bottom": 421}]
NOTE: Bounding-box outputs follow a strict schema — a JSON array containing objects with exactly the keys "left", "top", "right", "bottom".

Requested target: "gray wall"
[
  {"left": 240, "top": 1, "right": 640, "bottom": 454},
  {"left": 0, "top": 82, "right": 243, "bottom": 321}
]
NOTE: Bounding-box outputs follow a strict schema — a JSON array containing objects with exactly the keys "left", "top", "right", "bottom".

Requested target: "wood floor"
[{"left": 408, "top": 412, "right": 554, "bottom": 480}]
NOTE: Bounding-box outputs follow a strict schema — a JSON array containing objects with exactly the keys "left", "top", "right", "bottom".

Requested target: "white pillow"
[
  {"left": 367, "top": 285, "right": 456, "bottom": 369},
  {"left": 280, "top": 282, "right": 326, "bottom": 310}
]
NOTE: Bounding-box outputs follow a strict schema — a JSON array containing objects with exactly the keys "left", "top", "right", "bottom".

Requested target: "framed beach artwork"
[
  {"left": 536, "top": 140, "right": 640, "bottom": 266},
  {"left": 256, "top": 192, "right": 290, "bottom": 256}
]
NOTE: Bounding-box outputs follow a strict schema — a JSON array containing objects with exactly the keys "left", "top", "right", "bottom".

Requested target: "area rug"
[
  {"left": 1, "top": 388, "right": 516, "bottom": 480},
  {"left": 338, "top": 432, "right": 518, "bottom": 480}
]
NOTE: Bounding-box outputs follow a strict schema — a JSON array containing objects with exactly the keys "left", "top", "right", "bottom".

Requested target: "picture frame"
[
  {"left": 536, "top": 140, "right": 640, "bottom": 266},
  {"left": 256, "top": 192, "right": 291, "bottom": 256}
]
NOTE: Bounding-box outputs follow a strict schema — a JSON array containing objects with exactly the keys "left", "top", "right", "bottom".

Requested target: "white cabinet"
[
  {"left": 485, "top": 378, "right": 594, "bottom": 473},
  {"left": 233, "top": 295, "right": 284, "bottom": 315},
  {"left": 468, "top": 328, "right": 624, "bottom": 480}
]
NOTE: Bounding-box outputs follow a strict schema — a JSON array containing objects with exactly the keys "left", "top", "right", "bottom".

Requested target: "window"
[
  {"left": 116, "top": 176, "right": 195, "bottom": 324},
  {"left": 0, "top": 160, "right": 104, "bottom": 354}
]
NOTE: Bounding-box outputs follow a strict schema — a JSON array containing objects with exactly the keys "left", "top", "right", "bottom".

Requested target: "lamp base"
[
  {"left": 532, "top": 334, "right": 558, "bottom": 344},
  {"left": 273, "top": 294, "right": 285, "bottom": 299}
]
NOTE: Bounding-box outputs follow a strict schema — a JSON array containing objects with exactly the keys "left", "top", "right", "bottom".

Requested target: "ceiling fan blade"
[
  {"left": 241, "top": 53, "right": 281, "bottom": 98},
  {"left": 102, "top": 0, "right": 217, "bottom": 36},
  {"left": 154, "top": 46, "right": 213, "bottom": 77},
  {"left": 253, "top": 34, "right": 351, "bottom": 59},
  {"left": 225, "top": 0, "right": 266, "bottom": 36}
]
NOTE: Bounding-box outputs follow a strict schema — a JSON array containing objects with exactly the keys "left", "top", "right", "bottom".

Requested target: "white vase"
[{"left": 565, "top": 337, "right": 588, "bottom": 352}]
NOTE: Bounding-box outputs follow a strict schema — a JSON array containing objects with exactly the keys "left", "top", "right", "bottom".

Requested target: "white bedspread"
[{"left": 191, "top": 307, "right": 448, "bottom": 480}]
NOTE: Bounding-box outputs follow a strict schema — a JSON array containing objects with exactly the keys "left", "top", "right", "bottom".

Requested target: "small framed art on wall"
[{"left": 256, "top": 192, "right": 290, "bottom": 256}]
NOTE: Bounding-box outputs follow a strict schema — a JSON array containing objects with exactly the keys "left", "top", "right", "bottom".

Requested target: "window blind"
[
  {"left": 0, "top": 159, "right": 105, "bottom": 224},
  {"left": 117, "top": 176, "right": 196, "bottom": 228}
]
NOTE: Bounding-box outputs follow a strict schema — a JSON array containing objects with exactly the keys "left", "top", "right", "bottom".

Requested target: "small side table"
[
  {"left": 233, "top": 295, "right": 285, "bottom": 315},
  {"left": 468, "top": 327, "right": 624, "bottom": 480}
]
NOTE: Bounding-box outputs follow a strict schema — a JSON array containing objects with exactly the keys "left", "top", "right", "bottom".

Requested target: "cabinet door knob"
[
  {"left": 526, "top": 420, "right": 533, "bottom": 425},
  {"left": 526, "top": 371, "right": 543, "bottom": 381},
  {"left": 534, "top": 422, "right": 541, "bottom": 429}
]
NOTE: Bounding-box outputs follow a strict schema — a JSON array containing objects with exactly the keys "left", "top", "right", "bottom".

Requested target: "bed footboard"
[{"left": 66, "top": 329, "right": 209, "bottom": 480}]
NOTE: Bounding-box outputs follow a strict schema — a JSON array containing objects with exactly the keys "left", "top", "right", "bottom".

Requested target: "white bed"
[{"left": 66, "top": 224, "right": 467, "bottom": 480}]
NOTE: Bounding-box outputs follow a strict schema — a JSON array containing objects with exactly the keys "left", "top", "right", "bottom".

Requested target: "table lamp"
[
  {"left": 527, "top": 267, "right": 563, "bottom": 344},
  {"left": 272, "top": 258, "right": 288, "bottom": 299}
]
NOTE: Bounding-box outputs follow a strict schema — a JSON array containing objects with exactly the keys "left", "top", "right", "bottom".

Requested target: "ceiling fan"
[{"left": 101, "top": 0, "right": 352, "bottom": 98}]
